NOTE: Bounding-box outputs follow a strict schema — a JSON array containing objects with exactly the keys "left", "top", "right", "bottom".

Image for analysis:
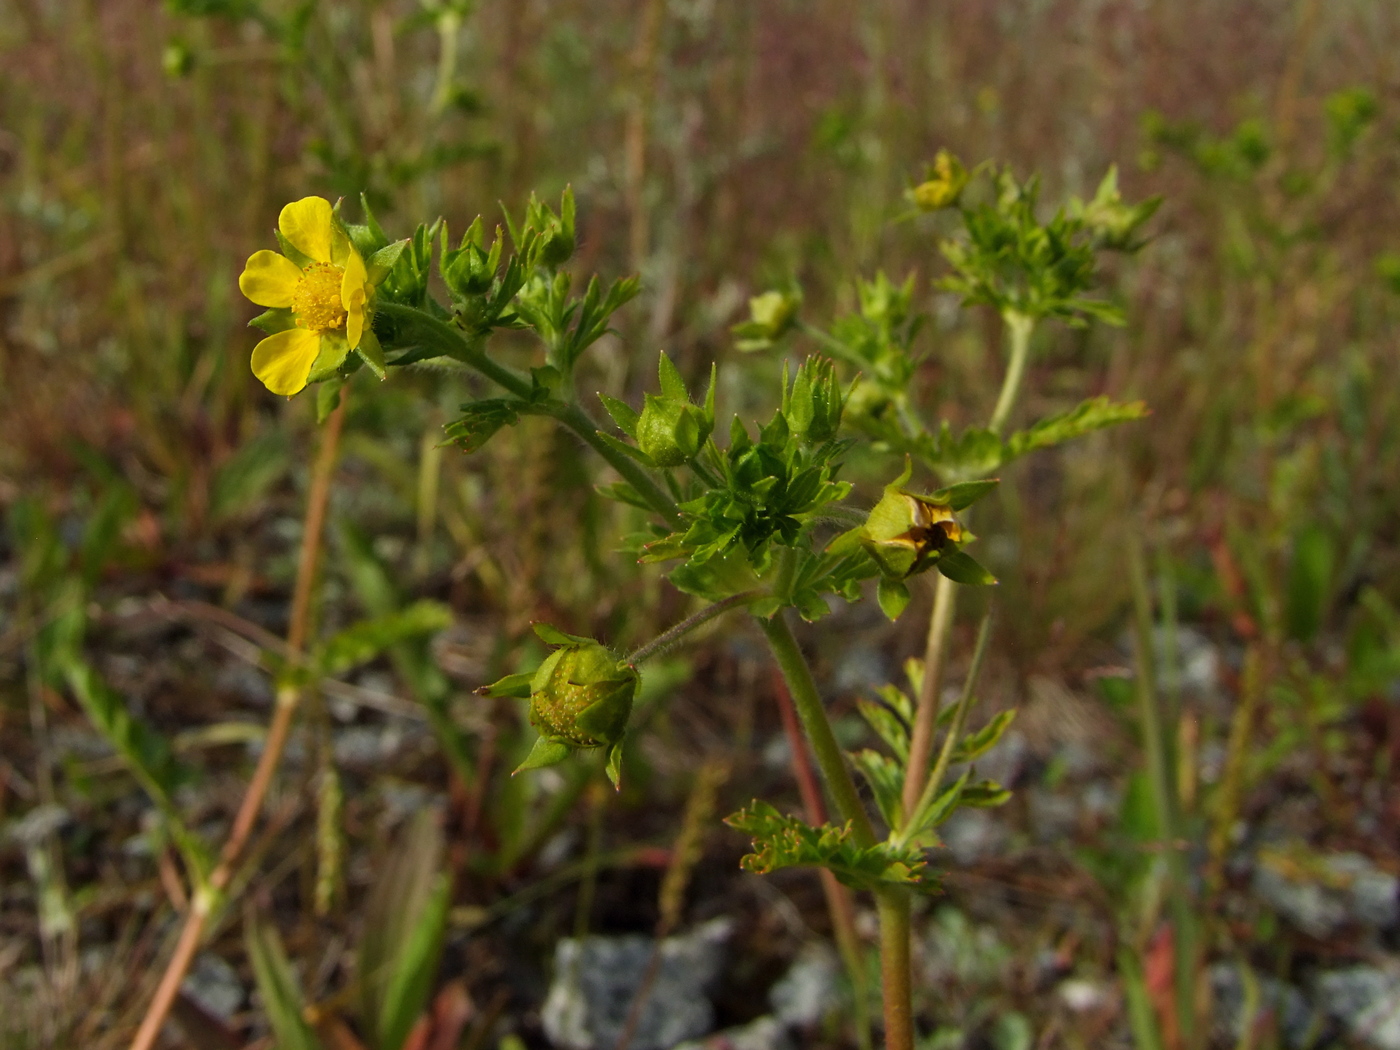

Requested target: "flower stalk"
[{"left": 128, "top": 390, "right": 348, "bottom": 1050}]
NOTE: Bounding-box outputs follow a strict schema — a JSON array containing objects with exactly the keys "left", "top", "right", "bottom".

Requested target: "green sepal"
[
  {"left": 825, "top": 526, "right": 865, "bottom": 557},
  {"left": 249, "top": 307, "right": 296, "bottom": 335},
  {"left": 367, "top": 240, "right": 409, "bottom": 285},
  {"left": 599, "top": 393, "right": 640, "bottom": 437},
  {"left": 316, "top": 379, "right": 346, "bottom": 424},
  {"left": 307, "top": 331, "right": 350, "bottom": 384},
  {"left": 605, "top": 740, "right": 625, "bottom": 790},
  {"left": 513, "top": 735, "right": 571, "bottom": 775},
  {"left": 877, "top": 577, "right": 912, "bottom": 621},
  {"left": 935, "top": 549, "right": 997, "bottom": 586},
  {"left": 478, "top": 671, "right": 534, "bottom": 699},
  {"left": 532, "top": 622, "right": 595, "bottom": 647},
  {"left": 274, "top": 228, "right": 314, "bottom": 268},
  {"left": 595, "top": 430, "right": 657, "bottom": 467},
  {"left": 929, "top": 478, "right": 1000, "bottom": 511},
  {"left": 355, "top": 329, "right": 387, "bottom": 380}
]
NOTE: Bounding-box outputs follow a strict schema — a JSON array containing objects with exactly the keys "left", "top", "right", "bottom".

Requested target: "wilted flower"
[{"left": 909, "top": 150, "right": 969, "bottom": 211}]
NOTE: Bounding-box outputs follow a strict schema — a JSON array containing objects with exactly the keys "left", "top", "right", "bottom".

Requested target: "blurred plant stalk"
[
  {"left": 902, "top": 311, "right": 1031, "bottom": 819},
  {"left": 128, "top": 390, "right": 349, "bottom": 1050}
]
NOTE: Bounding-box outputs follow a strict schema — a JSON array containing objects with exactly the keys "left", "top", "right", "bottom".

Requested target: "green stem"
[
  {"left": 989, "top": 310, "right": 1034, "bottom": 435},
  {"left": 378, "top": 303, "right": 680, "bottom": 522},
  {"left": 875, "top": 888, "right": 914, "bottom": 1050},
  {"left": 626, "top": 592, "right": 763, "bottom": 665},
  {"left": 896, "top": 613, "right": 993, "bottom": 848},
  {"left": 546, "top": 401, "right": 680, "bottom": 521},
  {"left": 1128, "top": 536, "right": 1197, "bottom": 1047},
  {"left": 756, "top": 613, "right": 875, "bottom": 847}
]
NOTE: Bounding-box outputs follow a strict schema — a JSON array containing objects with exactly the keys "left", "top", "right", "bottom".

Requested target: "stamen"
[{"left": 291, "top": 262, "right": 347, "bottom": 332}]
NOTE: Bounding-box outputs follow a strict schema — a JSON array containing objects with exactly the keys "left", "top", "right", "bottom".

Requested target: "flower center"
[{"left": 291, "top": 262, "right": 346, "bottom": 332}]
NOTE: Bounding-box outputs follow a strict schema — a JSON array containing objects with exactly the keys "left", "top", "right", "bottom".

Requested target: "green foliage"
[
  {"left": 732, "top": 288, "right": 801, "bottom": 351},
  {"left": 314, "top": 600, "right": 454, "bottom": 678},
  {"left": 358, "top": 812, "right": 451, "bottom": 1050},
  {"left": 725, "top": 801, "right": 936, "bottom": 892},
  {"left": 245, "top": 919, "right": 322, "bottom": 1050},
  {"left": 939, "top": 164, "right": 1153, "bottom": 326}
]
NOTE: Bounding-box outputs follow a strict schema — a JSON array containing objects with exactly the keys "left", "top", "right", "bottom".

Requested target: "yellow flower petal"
[
  {"left": 341, "top": 248, "right": 369, "bottom": 348},
  {"left": 238, "top": 250, "right": 303, "bottom": 308},
  {"left": 251, "top": 327, "right": 323, "bottom": 397},
  {"left": 278, "top": 197, "right": 333, "bottom": 264}
]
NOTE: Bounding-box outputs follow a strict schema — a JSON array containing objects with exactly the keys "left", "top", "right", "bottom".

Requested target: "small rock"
[
  {"left": 769, "top": 942, "right": 839, "bottom": 1029},
  {"left": 1315, "top": 964, "right": 1400, "bottom": 1050},
  {"left": 1254, "top": 849, "right": 1398, "bottom": 937},
  {"left": 181, "top": 951, "right": 244, "bottom": 1021},
  {"left": 541, "top": 918, "right": 732, "bottom": 1050},
  {"left": 939, "top": 809, "right": 1009, "bottom": 866},
  {"left": 1057, "top": 978, "right": 1113, "bottom": 1013},
  {"left": 1209, "top": 962, "right": 1317, "bottom": 1050},
  {"left": 672, "top": 1016, "right": 793, "bottom": 1050}
]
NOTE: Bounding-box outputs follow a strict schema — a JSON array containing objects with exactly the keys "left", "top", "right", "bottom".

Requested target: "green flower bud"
[
  {"left": 732, "top": 289, "right": 801, "bottom": 352},
  {"left": 909, "top": 150, "right": 969, "bottom": 211},
  {"left": 527, "top": 631, "right": 638, "bottom": 750},
  {"left": 636, "top": 394, "right": 708, "bottom": 467}
]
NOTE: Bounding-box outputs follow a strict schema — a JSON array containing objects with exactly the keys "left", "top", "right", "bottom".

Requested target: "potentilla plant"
[{"left": 132, "top": 160, "right": 1156, "bottom": 1050}]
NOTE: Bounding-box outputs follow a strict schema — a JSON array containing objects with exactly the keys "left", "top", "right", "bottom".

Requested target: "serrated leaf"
[
  {"left": 724, "top": 801, "right": 935, "bottom": 892},
  {"left": 959, "top": 779, "right": 1012, "bottom": 807},
  {"left": 851, "top": 749, "right": 904, "bottom": 829},
  {"left": 1003, "top": 397, "right": 1148, "bottom": 461},
  {"left": 952, "top": 709, "right": 1016, "bottom": 764},
  {"left": 857, "top": 695, "right": 910, "bottom": 762},
  {"left": 936, "top": 549, "right": 998, "bottom": 586},
  {"left": 877, "top": 577, "right": 911, "bottom": 620},
  {"left": 316, "top": 601, "right": 453, "bottom": 678}
]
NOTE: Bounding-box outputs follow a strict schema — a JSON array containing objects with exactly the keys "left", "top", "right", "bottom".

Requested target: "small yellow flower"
[{"left": 238, "top": 197, "right": 374, "bottom": 397}]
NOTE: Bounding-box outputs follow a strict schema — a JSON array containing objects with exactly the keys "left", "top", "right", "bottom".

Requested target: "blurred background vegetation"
[{"left": 4, "top": 0, "right": 1400, "bottom": 1047}]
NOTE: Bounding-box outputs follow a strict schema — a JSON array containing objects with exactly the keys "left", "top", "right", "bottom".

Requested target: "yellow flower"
[{"left": 238, "top": 197, "right": 374, "bottom": 397}]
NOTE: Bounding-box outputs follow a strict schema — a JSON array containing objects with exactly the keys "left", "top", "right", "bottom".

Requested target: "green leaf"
[
  {"left": 936, "top": 549, "right": 998, "bottom": 586},
  {"left": 958, "top": 779, "right": 1012, "bottom": 807},
  {"left": 1285, "top": 523, "right": 1335, "bottom": 643},
  {"left": 929, "top": 478, "right": 1000, "bottom": 511},
  {"left": 316, "top": 601, "right": 453, "bottom": 678},
  {"left": 197, "top": 428, "right": 280, "bottom": 523},
  {"left": 513, "top": 735, "right": 571, "bottom": 774},
  {"left": 443, "top": 397, "right": 536, "bottom": 453},
  {"left": 532, "top": 622, "right": 595, "bottom": 647},
  {"left": 859, "top": 693, "right": 911, "bottom": 761},
  {"left": 851, "top": 749, "right": 904, "bottom": 829},
  {"left": 1003, "top": 397, "right": 1149, "bottom": 461},
  {"left": 905, "top": 771, "right": 969, "bottom": 842},
  {"left": 249, "top": 307, "right": 296, "bottom": 335},
  {"left": 724, "top": 801, "right": 936, "bottom": 892},
  {"left": 246, "top": 919, "right": 322, "bottom": 1050},
  {"left": 951, "top": 710, "right": 1016, "bottom": 764},
  {"left": 358, "top": 811, "right": 448, "bottom": 1050},
  {"left": 877, "top": 577, "right": 911, "bottom": 621}
]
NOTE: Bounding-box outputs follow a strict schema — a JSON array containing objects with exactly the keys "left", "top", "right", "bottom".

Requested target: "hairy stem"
[
  {"left": 129, "top": 391, "right": 348, "bottom": 1050},
  {"left": 901, "top": 310, "right": 1033, "bottom": 827},
  {"left": 897, "top": 613, "right": 993, "bottom": 847},
  {"left": 989, "top": 310, "right": 1034, "bottom": 436},
  {"left": 772, "top": 668, "right": 872, "bottom": 1050},
  {"left": 626, "top": 591, "right": 763, "bottom": 665},
  {"left": 756, "top": 613, "right": 874, "bottom": 847},
  {"left": 875, "top": 889, "right": 914, "bottom": 1050},
  {"left": 901, "top": 574, "right": 958, "bottom": 817}
]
